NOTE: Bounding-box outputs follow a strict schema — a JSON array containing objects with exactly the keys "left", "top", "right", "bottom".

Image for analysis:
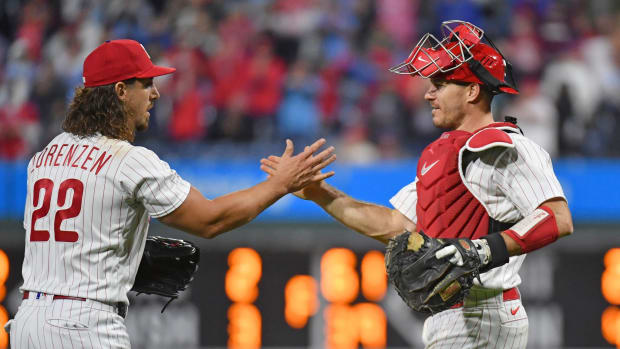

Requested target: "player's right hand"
[
  {"left": 260, "top": 138, "right": 336, "bottom": 194},
  {"left": 435, "top": 238, "right": 490, "bottom": 267},
  {"left": 260, "top": 143, "right": 331, "bottom": 200}
]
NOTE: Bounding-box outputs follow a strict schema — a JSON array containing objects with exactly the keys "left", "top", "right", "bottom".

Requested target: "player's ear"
[
  {"left": 465, "top": 83, "right": 482, "bottom": 104},
  {"left": 114, "top": 81, "right": 128, "bottom": 101}
]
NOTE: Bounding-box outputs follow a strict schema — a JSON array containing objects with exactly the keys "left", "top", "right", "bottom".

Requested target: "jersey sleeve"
[
  {"left": 23, "top": 156, "right": 35, "bottom": 230},
  {"left": 494, "top": 136, "right": 566, "bottom": 216},
  {"left": 120, "top": 146, "right": 191, "bottom": 218},
  {"left": 389, "top": 178, "right": 418, "bottom": 223}
]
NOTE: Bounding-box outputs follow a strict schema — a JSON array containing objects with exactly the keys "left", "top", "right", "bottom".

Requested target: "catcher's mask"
[{"left": 389, "top": 20, "right": 519, "bottom": 95}]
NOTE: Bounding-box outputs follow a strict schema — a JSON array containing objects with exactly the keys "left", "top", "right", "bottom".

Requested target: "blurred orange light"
[
  {"left": 324, "top": 303, "right": 387, "bottom": 349},
  {"left": 285, "top": 275, "right": 318, "bottom": 329},
  {"left": 356, "top": 303, "right": 386, "bottom": 349},
  {"left": 603, "top": 249, "right": 620, "bottom": 305},
  {"left": 602, "top": 306, "right": 620, "bottom": 346},
  {"left": 361, "top": 251, "right": 387, "bottom": 302},
  {"left": 228, "top": 303, "right": 261, "bottom": 349},
  {"left": 0, "top": 250, "right": 8, "bottom": 285},
  {"left": 605, "top": 248, "right": 620, "bottom": 268},
  {"left": 324, "top": 304, "right": 358, "bottom": 349},
  {"left": 0, "top": 249, "right": 7, "bottom": 349},
  {"left": 321, "top": 248, "right": 359, "bottom": 303},
  {"left": 0, "top": 306, "right": 7, "bottom": 348},
  {"left": 226, "top": 248, "right": 262, "bottom": 303}
]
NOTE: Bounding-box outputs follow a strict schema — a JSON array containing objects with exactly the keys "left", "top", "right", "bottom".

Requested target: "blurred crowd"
[{"left": 0, "top": 0, "right": 619, "bottom": 162}]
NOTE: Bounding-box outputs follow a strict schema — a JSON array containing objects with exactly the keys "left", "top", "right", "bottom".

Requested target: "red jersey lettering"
[
  {"left": 44, "top": 145, "right": 58, "bottom": 167},
  {"left": 91, "top": 152, "right": 112, "bottom": 175},
  {"left": 81, "top": 146, "right": 99, "bottom": 170},
  {"left": 35, "top": 147, "right": 48, "bottom": 168},
  {"left": 53, "top": 144, "right": 68, "bottom": 167},
  {"left": 63, "top": 144, "right": 77, "bottom": 166},
  {"left": 71, "top": 145, "right": 89, "bottom": 168}
]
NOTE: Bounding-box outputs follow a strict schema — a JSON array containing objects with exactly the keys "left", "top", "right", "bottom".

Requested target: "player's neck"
[{"left": 455, "top": 111, "right": 494, "bottom": 133}]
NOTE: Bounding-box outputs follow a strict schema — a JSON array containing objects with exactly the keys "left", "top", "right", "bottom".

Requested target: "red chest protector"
[{"left": 415, "top": 122, "right": 520, "bottom": 239}]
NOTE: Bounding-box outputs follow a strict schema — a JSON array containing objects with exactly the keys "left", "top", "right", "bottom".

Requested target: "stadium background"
[{"left": 0, "top": 0, "right": 619, "bottom": 348}]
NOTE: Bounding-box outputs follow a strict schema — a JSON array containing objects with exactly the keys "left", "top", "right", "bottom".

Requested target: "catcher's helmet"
[{"left": 390, "top": 20, "right": 518, "bottom": 95}]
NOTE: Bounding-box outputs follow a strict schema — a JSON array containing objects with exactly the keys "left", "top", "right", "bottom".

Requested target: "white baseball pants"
[
  {"left": 422, "top": 287, "right": 528, "bottom": 348},
  {"left": 7, "top": 293, "right": 130, "bottom": 348}
]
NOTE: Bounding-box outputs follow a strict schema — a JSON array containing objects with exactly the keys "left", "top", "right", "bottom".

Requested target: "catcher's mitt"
[
  {"left": 131, "top": 236, "right": 200, "bottom": 312},
  {"left": 385, "top": 231, "right": 482, "bottom": 313}
]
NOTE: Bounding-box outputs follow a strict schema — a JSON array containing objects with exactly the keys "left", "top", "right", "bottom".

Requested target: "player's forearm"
[
  {"left": 201, "top": 179, "right": 287, "bottom": 237},
  {"left": 161, "top": 183, "right": 287, "bottom": 239},
  {"left": 309, "top": 182, "right": 408, "bottom": 243},
  {"left": 458, "top": 198, "right": 575, "bottom": 272},
  {"left": 500, "top": 198, "right": 573, "bottom": 256},
  {"left": 436, "top": 198, "right": 575, "bottom": 274}
]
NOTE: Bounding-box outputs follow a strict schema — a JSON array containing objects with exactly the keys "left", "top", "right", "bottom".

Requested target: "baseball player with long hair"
[
  {"left": 261, "top": 20, "right": 573, "bottom": 347},
  {"left": 5, "top": 39, "right": 336, "bottom": 348}
]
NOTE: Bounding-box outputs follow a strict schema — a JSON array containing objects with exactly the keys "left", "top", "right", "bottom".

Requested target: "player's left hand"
[
  {"left": 385, "top": 231, "right": 482, "bottom": 313},
  {"left": 131, "top": 236, "right": 200, "bottom": 312}
]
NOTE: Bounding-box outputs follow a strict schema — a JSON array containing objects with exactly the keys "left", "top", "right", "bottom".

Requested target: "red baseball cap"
[{"left": 82, "top": 39, "right": 176, "bottom": 87}]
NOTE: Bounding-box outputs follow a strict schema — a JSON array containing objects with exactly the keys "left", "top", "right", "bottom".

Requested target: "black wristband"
[{"left": 481, "top": 232, "right": 510, "bottom": 272}]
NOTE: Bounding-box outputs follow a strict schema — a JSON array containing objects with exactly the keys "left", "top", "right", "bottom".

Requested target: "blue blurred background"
[{"left": 0, "top": 0, "right": 620, "bottom": 348}]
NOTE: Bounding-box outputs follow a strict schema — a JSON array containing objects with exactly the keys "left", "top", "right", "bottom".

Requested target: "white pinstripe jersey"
[
  {"left": 390, "top": 131, "right": 565, "bottom": 289},
  {"left": 20, "top": 132, "right": 191, "bottom": 305}
]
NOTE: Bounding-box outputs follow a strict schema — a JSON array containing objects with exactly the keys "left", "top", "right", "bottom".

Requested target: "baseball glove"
[
  {"left": 131, "top": 236, "right": 200, "bottom": 312},
  {"left": 385, "top": 231, "right": 482, "bottom": 313}
]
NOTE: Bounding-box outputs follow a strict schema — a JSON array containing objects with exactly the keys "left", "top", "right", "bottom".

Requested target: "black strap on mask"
[{"left": 465, "top": 34, "right": 519, "bottom": 95}]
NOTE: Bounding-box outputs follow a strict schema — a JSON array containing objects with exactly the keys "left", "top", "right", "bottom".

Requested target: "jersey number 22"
[{"left": 30, "top": 178, "right": 84, "bottom": 242}]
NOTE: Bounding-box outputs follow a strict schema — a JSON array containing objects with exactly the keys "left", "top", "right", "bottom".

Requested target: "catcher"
[{"left": 261, "top": 20, "right": 573, "bottom": 347}]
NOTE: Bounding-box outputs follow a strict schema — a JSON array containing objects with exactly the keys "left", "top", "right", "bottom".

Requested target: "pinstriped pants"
[
  {"left": 7, "top": 296, "right": 130, "bottom": 348},
  {"left": 422, "top": 287, "right": 528, "bottom": 348}
]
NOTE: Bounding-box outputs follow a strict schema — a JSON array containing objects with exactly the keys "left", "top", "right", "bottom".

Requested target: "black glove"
[
  {"left": 131, "top": 236, "right": 200, "bottom": 312},
  {"left": 385, "top": 231, "right": 483, "bottom": 314}
]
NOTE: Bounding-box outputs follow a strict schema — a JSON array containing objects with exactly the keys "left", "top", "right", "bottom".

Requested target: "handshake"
[{"left": 384, "top": 231, "right": 498, "bottom": 314}]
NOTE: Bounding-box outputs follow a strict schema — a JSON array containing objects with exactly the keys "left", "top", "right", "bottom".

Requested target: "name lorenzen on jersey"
[{"left": 31, "top": 143, "right": 112, "bottom": 175}]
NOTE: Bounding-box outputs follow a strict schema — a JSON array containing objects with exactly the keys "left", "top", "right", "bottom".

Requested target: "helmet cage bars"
[
  {"left": 390, "top": 20, "right": 518, "bottom": 95},
  {"left": 389, "top": 20, "right": 483, "bottom": 77}
]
